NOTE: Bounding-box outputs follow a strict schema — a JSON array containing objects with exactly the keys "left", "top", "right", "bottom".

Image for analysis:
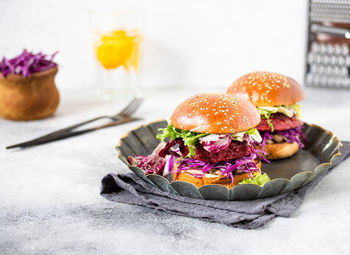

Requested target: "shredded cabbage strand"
[
  {"left": 0, "top": 49, "right": 58, "bottom": 78},
  {"left": 257, "top": 126, "right": 305, "bottom": 150}
]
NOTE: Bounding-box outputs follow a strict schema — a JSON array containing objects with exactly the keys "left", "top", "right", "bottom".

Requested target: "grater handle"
[{"left": 311, "top": 24, "right": 350, "bottom": 39}]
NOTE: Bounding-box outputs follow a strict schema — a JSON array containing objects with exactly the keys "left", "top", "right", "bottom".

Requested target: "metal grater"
[{"left": 305, "top": 0, "right": 350, "bottom": 88}]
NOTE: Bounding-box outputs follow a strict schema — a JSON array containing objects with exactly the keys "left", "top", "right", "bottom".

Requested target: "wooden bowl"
[{"left": 0, "top": 66, "right": 60, "bottom": 120}]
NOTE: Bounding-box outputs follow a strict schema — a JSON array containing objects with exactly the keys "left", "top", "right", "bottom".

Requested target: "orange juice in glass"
[{"left": 89, "top": 8, "right": 144, "bottom": 100}]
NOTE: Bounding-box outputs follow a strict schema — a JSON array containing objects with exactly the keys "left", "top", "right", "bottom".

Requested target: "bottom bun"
[
  {"left": 258, "top": 142, "right": 299, "bottom": 160},
  {"left": 173, "top": 160, "right": 261, "bottom": 189}
]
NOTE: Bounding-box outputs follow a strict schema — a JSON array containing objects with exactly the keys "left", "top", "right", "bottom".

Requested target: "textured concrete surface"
[{"left": 1, "top": 88, "right": 350, "bottom": 255}]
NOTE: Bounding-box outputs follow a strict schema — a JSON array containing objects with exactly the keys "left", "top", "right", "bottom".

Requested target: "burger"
[
  {"left": 129, "top": 93, "right": 270, "bottom": 189},
  {"left": 227, "top": 71, "right": 305, "bottom": 160}
]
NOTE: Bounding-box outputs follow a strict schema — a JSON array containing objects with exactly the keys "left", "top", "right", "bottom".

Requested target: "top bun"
[
  {"left": 170, "top": 93, "right": 260, "bottom": 134},
  {"left": 227, "top": 71, "right": 304, "bottom": 107}
]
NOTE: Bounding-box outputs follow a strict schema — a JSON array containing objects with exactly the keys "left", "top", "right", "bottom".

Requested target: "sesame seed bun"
[
  {"left": 170, "top": 93, "right": 260, "bottom": 134},
  {"left": 172, "top": 160, "right": 261, "bottom": 189},
  {"left": 227, "top": 71, "right": 304, "bottom": 107},
  {"left": 257, "top": 142, "right": 299, "bottom": 160}
]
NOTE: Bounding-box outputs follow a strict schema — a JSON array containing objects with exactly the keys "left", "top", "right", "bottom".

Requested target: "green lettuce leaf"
[
  {"left": 246, "top": 128, "right": 262, "bottom": 143},
  {"left": 232, "top": 128, "right": 262, "bottom": 143},
  {"left": 257, "top": 108, "right": 274, "bottom": 132},
  {"left": 239, "top": 172, "right": 271, "bottom": 186}
]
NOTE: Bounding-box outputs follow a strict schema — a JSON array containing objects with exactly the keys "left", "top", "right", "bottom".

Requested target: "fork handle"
[
  {"left": 6, "top": 129, "right": 94, "bottom": 149},
  {"left": 31, "top": 116, "right": 114, "bottom": 141},
  {"left": 6, "top": 117, "right": 137, "bottom": 149}
]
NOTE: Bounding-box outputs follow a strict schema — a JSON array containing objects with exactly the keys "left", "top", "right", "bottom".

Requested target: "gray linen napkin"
[{"left": 101, "top": 141, "right": 350, "bottom": 229}]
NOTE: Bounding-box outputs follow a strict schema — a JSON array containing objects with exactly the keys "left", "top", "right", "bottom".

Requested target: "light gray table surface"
[{"left": 1, "top": 87, "right": 350, "bottom": 255}]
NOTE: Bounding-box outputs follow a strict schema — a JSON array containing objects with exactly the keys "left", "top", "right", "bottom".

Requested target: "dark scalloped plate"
[{"left": 116, "top": 120, "right": 342, "bottom": 201}]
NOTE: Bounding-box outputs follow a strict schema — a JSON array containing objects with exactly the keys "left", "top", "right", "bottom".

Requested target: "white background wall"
[{"left": 0, "top": 0, "right": 308, "bottom": 90}]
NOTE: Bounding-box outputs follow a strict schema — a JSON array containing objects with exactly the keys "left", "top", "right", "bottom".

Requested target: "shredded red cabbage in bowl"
[
  {"left": 0, "top": 49, "right": 58, "bottom": 78},
  {"left": 257, "top": 126, "right": 305, "bottom": 150},
  {"left": 174, "top": 148, "right": 270, "bottom": 184}
]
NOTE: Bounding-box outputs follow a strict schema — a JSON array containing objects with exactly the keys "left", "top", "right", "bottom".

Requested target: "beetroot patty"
[
  {"left": 256, "top": 113, "right": 303, "bottom": 132},
  {"left": 194, "top": 140, "right": 252, "bottom": 162}
]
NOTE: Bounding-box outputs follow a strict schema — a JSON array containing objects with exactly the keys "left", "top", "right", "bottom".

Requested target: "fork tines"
[{"left": 118, "top": 97, "right": 143, "bottom": 117}]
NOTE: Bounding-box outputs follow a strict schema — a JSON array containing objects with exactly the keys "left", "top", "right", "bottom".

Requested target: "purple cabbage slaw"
[
  {"left": 163, "top": 155, "right": 175, "bottom": 177},
  {"left": 128, "top": 142, "right": 169, "bottom": 175},
  {"left": 257, "top": 126, "right": 305, "bottom": 150},
  {"left": 130, "top": 154, "right": 167, "bottom": 175},
  {"left": 159, "top": 138, "right": 188, "bottom": 158},
  {"left": 160, "top": 133, "right": 254, "bottom": 158},
  {"left": 174, "top": 147, "right": 270, "bottom": 184},
  {"left": 199, "top": 134, "right": 232, "bottom": 153},
  {"left": 0, "top": 49, "right": 58, "bottom": 78},
  {"left": 129, "top": 134, "right": 271, "bottom": 183}
]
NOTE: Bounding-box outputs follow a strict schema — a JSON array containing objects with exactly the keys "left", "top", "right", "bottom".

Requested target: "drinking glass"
[{"left": 89, "top": 6, "right": 144, "bottom": 100}]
